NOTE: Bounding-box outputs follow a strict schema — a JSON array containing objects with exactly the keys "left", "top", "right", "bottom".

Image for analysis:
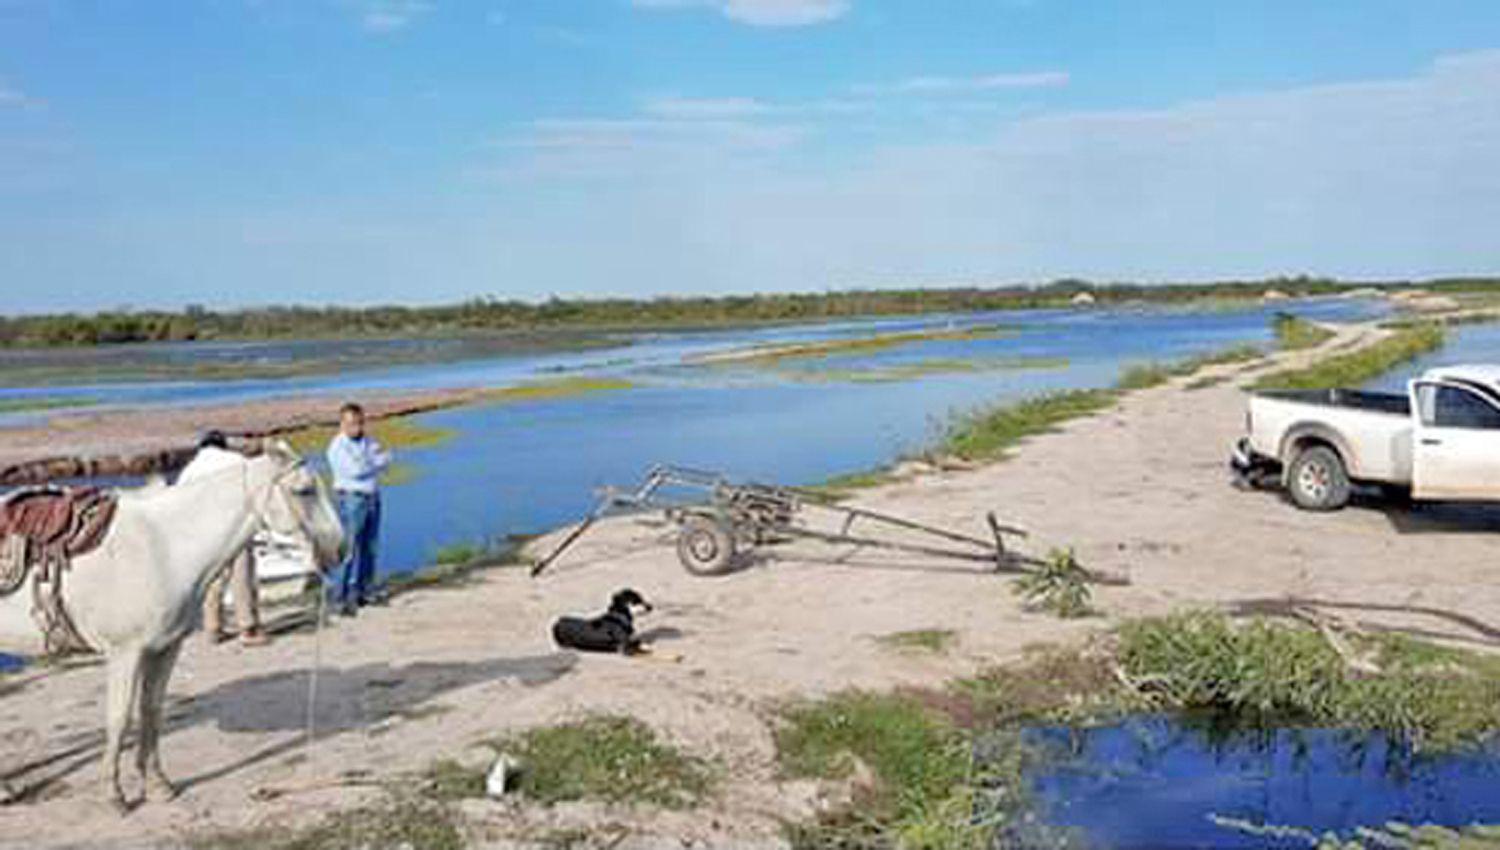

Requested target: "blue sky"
[{"left": 3, "top": 1, "right": 1500, "bottom": 311}]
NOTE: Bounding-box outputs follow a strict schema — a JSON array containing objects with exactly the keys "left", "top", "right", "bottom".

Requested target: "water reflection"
[{"left": 1015, "top": 714, "right": 1500, "bottom": 849}]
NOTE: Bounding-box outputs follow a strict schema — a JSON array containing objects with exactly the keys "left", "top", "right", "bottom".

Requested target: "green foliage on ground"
[
  {"left": 1012, "top": 549, "right": 1094, "bottom": 618},
  {"left": 777, "top": 691, "right": 987, "bottom": 850},
  {"left": 1272, "top": 312, "right": 1338, "bottom": 350},
  {"left": 186, "top": 793, "right": 465, "bottom": 850},
  {"left": 1117, "top": 611, "right": 1500, "bottom": 750},
  {"left": 877, "top": 629, "right": 957, "bottom": 654},
  {"left": 941, "top": 389, "right": 1120, "bottom": 462},
  {"left": 493, "top": 716, "right": 714, "bottom": 809},
  {"left": 1252, "top": 323, "right": 1446, "bottom": 390}
]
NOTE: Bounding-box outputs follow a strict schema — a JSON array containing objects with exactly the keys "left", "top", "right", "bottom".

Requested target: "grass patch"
[
  {"left": 1117, "top": 611, "right": 1500, "bottom": 750},
  {"left": 493, "top": 716, "right": 713, "bottom": 809},
  {"left": 1011, "top": 549, "right": 1094, "bottom": 619},
  {"left": 801, "top": 467, "right": 901, "bottom": 501},
  {"left": 1272, "top": 312, "right": 1337, "bottom": 350},
  {"left": 1117, "top": 361, "right": 1177, "bottom": 390},
  {"left": 1252, "top": 323, "right": 1446, "bottom": 391},
  {"left": 714, "top": 324, "right": 1015, "bottom": 366},
  {"left": 387, "top": 536, "right": 524, "bottom": 593},
  {"left": 782, "top": 615, "right": 1500, "bottom": 844},
  {"left": 877, "top": 629, "right": 957, "bottom": 654},
  {"left": 1116, "top": 344, "right": 1267, "bottom": 391},
  {"left": 478, "top": 375, "right": 634, "bottom": 404},
  {"left": 0, "top": 396, "right": 97, "bottom": 414},
  {"left": 186, "top": 792, "right": 464, "bottom": 850},
  {"left": 284, "top": 415, "right": 456, "bottom": 456},
  {"left": 785, "top": 355, "right": 1070, "bottom": 384},
  {"left": 777, "top": 691, "right": 986, "bottom": 849},
  {"left": 942, "top": 388, "right": 1119, "bottom": 462}
]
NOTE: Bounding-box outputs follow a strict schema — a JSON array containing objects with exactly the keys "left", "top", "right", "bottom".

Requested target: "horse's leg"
[
  {"left": 101, "top": 646, "right": 146, "bottom": 812},
  {"left": 136, "top": 639, "right": 184, "bottom": 801}
]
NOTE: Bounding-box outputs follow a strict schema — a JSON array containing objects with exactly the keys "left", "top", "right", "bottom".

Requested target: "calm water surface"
[
  {"left": 1, "top": 300, "right": 1390, "bottom": 575},
  {"left": 1016, "top": 715, "right": 1500, "bottom": 849}
]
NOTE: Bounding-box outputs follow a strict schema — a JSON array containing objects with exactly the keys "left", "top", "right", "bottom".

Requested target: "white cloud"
[
  {"left": 475, "top": 50, "right": 1500, "bottom": 292},
  {"left": 358, "top": 0, "right": 433, "bottom": 32},
  {"left": 633, "top": 0, "right": 849, "bottom": 27},
  {"left": 852, "top": 70, "right": 1070, "bottom": 96},
  {"left": 641, "top": 96, "right": 770, "bottom": 119},
  {"left": 0, "top": 81, "right": 34, "bottom": 108}
]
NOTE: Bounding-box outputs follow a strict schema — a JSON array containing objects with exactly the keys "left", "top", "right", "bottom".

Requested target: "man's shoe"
[
  {"left": 339, "top": 603, "right": 358, "bottom": 618},
  {"left": 239, "top": 629, "right": 271, "bottom": 647}
]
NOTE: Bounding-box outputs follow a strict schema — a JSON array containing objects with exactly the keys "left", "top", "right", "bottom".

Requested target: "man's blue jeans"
[{"left": 335, "top": 491, "right": 380, "bottom": 607}]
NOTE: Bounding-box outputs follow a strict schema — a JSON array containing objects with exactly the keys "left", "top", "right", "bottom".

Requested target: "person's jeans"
[{"left": 335, "top": 491, "right": 380, "bottom": 607}]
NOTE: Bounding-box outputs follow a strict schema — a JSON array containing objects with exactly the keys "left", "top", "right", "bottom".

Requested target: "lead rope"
[{"left": 306, "top": 572, "right": 327, "bottom": 758}]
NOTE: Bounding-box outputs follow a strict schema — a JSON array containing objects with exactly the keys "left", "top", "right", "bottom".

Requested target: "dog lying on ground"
[{"left": 552, "top": 589, "right": 653, "bottom": 654}]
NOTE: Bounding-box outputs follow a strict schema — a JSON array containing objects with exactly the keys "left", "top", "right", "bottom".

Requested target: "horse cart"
[{"left": 531, "top": 464, "right": 1038, "bottom": 577}]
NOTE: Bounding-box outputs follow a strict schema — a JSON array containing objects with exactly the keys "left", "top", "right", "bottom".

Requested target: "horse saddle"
[{"left": 0, "top": 487, "right": 118, "bottom": 597}]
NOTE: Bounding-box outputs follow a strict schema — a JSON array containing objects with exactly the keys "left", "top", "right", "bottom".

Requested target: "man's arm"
[{"left": 327, "top": 436, "right": 379, "bottom": 484}]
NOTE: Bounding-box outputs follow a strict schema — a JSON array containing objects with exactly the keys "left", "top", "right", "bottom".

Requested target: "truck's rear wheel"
[{"left": 1287, "top": 445, "right": 1350, "bottom": 511}]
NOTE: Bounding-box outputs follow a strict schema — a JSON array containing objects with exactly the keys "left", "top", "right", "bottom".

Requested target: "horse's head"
[{"left": 255, "top": 440, "right": 346, "bottom": 572}]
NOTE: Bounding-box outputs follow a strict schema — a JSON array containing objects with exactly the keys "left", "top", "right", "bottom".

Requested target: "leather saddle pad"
[{"left": 0, "top": 487, "right": 118, "bottom": 557}]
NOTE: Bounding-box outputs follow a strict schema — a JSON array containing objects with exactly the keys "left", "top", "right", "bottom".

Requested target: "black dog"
[{"left": 551, "top": 589, "right": 653, "bottom": 654}]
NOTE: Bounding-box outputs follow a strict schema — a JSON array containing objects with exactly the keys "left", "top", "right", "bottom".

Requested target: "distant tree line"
[{"left": 3, "top": 276, "right": 1494, "bottom": 348}]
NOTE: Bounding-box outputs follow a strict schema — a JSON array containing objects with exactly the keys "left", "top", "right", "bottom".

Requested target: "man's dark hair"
[
  {"left": 197, "top": 429, "right": 229, "bottom": 450},
  {"left": 340, "top": 402, "right": 365, "bottom": 418}
]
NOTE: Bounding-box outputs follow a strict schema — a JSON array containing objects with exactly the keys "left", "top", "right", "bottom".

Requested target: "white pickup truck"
[{"left": 1231, "top": 365, "right": 1500, "bottom": 510}]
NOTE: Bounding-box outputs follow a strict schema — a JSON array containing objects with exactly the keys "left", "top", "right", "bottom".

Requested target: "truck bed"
[{"left": 1255, "top": 389, "right": 1410, "bottom": 417}]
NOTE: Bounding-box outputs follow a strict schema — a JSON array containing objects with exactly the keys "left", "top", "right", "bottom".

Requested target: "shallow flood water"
[
  {"left": 0, "top": 299, "right": 1388, "bottom": 576},
  {"left": 1016, "top": 715, "right": 1500, "bottom": 849},
  {"left": 369, "top": 299, "right": 1385, "bottom": 574}
]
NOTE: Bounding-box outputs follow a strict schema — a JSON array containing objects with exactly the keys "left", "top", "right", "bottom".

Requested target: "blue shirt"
[{"left": 326, "top": 432, "right": 391, "bottom": 494}]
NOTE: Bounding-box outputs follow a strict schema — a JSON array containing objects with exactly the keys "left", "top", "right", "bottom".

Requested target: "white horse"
[{"left": 0, "top": 441, "right": 343, "bottom": 811}]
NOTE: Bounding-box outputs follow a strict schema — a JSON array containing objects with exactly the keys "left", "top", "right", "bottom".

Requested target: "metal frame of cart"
[{"left": 531, "top": 464, "right": 1041, "bottom": 577}]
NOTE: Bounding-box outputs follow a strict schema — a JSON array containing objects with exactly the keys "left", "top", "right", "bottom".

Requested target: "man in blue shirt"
[{"left": 326, "top": 402, "right": 392, "bottom": 617}]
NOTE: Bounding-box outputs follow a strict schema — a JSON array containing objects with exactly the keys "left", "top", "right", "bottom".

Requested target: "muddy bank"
[{"left": 0, "top": 388, "right": 486, "bottom": 486}]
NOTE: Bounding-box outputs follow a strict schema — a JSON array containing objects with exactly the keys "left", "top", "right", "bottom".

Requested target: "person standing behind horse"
[
  {"left": 326, "top": 403, "right": 391, "bottom": 617},
  {"left": 195, "top": 431, "right": 270, "bottom": 647}
]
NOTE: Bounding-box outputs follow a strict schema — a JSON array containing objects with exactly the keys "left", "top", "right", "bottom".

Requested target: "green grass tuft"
[
  {"left": 777, "top": 691, "right": 986, "bottom": 849},
  {"left": 494, "top": 716, "right": 713, "bottom": 809},
  {"left": 1117, "top": 611, "right": 1500, "bottom": 750},
  {"left": 942, "top": 389, "right": 1119, "bottom": 462},
  {"left": 1252, "top": 323, "right": 1446, "bottom": 390},
  {"left": 1272, "top": 312, "right": 1337, "bottom": 351},
  {"left": 1012, "top": 549, "right": 1094, "bottom": 619},
  {"left": 186, "top": 793, "right": 464, "bottom": 850},
  {"left": 877, "top": 629, "right": 957, "bottom": 654}
]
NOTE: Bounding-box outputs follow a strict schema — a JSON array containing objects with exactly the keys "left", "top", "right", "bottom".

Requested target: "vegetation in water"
[
  {"left": 0, "top": 396, "right": 98, "bottom": 414},
  {"left": 1116, "top": 611, "right": 1500, "bottom": 750},
  {"left": 478, "top": 375, "right": 634, "bottom": 404},
  {"left": 1251, "top": 322, "right": 1446, "bottom": 390},
  {"left": 711, "top": 324, "right": 1015, "bottom": 366},
  {"left": 1273, "top": 311, "right": 1338, "bottom": 350},
  {"left": 284, "top": 415, "right": 456, "bottom": 456},
  {"left": 877, "top": 629, "right": 957, "bottom": 654},
  {"left": 781, "top": 355, "right": 1069, "bottom": 384},
  {"left": 1012, "top": 549, "right": 1094, "bottom": 619}
]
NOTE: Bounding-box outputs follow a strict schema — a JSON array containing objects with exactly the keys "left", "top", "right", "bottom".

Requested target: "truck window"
[{"left": 1422, "top": 385, "right": 1500, "bottom": 430}]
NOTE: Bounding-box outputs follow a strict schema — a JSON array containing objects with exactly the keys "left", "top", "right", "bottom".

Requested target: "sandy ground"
[{"left": 3, "top": 323, "right": 1500, "bottom": 848}]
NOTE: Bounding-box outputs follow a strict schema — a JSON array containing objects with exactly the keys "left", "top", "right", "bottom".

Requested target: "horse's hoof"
[{"left": 108, "top": 793, "right": 134, "bottom": 816}]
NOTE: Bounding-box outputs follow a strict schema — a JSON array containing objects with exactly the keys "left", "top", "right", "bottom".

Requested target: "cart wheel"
[{"left": 676, "top": 516, "right": 737, "bottom": 576}]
